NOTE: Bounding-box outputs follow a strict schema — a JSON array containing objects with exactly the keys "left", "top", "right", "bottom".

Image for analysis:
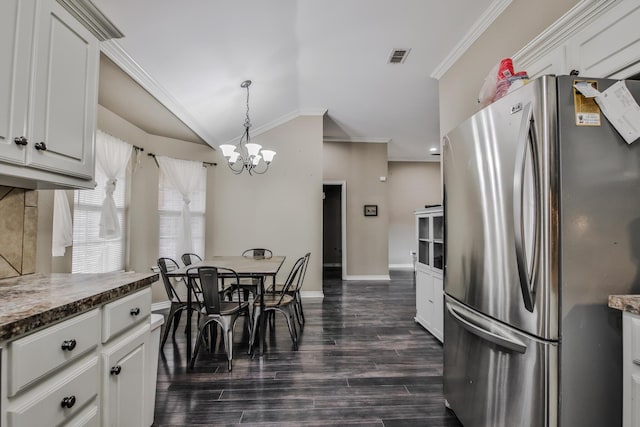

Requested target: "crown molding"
[
  {"left": 430, "top": 0, "right": 512, "bottom": 79},
  {"left": 222, "top": 108, "right": 327, "bottom": 145},
  {"left": 512, "top": 0, "right": 618, "bottom": 67},
  {"left": 323, "top": 136, "right": 391, "bottom": 144},
  {"left": 57, "top": 0, "right": 124, "bottom": 41},
  {"left": 100, "top": 40, "right": 218, "bottom": 146}
]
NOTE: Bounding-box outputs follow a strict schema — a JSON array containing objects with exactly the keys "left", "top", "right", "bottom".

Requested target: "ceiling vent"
[{"left": 388, "top": 48, "right": 410, "bottom": 64}]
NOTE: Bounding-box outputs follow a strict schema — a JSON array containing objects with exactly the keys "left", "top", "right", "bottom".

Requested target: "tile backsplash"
[{"left": 0, "top": 186, "right": 37, "bottom": 279}]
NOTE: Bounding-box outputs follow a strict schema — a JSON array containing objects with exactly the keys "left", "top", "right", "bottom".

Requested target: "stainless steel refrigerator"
[{"left": 442, "top": 75, "right": 640, "bottom": 427}]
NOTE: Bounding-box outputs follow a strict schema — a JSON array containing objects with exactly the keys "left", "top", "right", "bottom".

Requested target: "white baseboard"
[
  {"left": 345, "top": 275, "right": 391, "bottom": 281},
  {"left": 152, "top": 301, "right": 171, "bottom": 312},
  {"left": 389, "top": 264, "right": 414, "bottom": 270},
  {"left": 301, "top": 291, "right": 324, "bottom": 299}
]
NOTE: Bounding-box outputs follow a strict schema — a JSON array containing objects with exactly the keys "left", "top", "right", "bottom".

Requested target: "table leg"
[
  {"left": 259, "top": 275, "right": 266, "bottom": 357},
  {"left": 186, "top": 276, "right": 193, "bottom": 366}
]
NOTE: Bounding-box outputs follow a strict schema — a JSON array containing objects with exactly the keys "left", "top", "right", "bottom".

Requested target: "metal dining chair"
[
  {"left": 188, "top": 266, "right": 251, "bottom": 371},
  {"left": 157, "top": 257, "right": 200, "bottom": 350},
  {"left": 181, "top": 252, "right": 202, "bottom": 266},
  {"left": 268, "top": 252, "right": 310, "bottom": 327},
  {"left": 230, "top": 248, "right": 274, "bottom": 301},
  {"left": 250, "top": 255, "right": 306, "bottom": 353}
]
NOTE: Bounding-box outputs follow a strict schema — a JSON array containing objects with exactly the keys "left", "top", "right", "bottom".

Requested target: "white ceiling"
[{"left": 93, "top": 0, "right": 496, "bottom": 161}]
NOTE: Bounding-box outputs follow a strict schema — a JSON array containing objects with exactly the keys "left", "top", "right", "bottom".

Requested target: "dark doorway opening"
[{"left": 323, "top": 184, "right": 342, "bottom": 280}]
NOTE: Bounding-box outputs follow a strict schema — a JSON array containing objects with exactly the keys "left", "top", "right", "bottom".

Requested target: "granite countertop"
[
  {"left": 609, "top": 295, "right": 640, "bottom": 315},
  {"left": 0, "top": 272, "right": 158, "bottom": 342}
]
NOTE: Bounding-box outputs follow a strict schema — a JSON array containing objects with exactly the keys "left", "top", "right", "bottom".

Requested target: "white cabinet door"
[
  {"left": 0, "top": 0, "right": 35, "bottom": 165},
  {"left": 432, "top": 276, "right": 444, "bottom": 342},
  {"left": 415, "top": 268, "right": 431, "bottom": 330},
  {"left": 102, "top": 323, "right": 149, "bottom": 427},
  {"left": 28, "top": 0, "right": 98, "bottom": 179},
  {"left": 568, "top": 0, "right": 640, "bottom": 78}
]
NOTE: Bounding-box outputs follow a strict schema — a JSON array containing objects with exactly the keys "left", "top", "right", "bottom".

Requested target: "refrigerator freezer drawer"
[{"left": 444, "top": 296, "right": 557, "bottom": 427}]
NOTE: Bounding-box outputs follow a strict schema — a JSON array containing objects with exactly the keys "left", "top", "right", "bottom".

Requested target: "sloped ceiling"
[{"left": 93, "top": 0, "right": 497, "bottom": 161}]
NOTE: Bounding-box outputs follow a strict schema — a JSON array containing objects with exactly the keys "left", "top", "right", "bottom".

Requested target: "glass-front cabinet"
[{"left": 414, "top": 206, "right": 444, "bottom": 342}]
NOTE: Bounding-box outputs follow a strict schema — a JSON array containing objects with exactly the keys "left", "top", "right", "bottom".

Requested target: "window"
[
  {"left": 158, "top": 167, "right": 206, "bottom": 259},
  {"left": 72, "top": 168, "right": 126, "bottom": 273}
]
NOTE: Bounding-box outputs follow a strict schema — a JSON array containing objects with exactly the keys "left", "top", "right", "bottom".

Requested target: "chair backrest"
[
  {"left": 294, "top": 252, "right": 311, "bottom": 292},
  {"left": 189, "top": 266, "right": 241, "bottom": 315},
  {"left": 181, "top": 253, "right": 202, "bottom": 266},
  {"left": 242, "top": 248, "right": 273, "bottom": 259},
  {"left": 157, "top": 257, "right": 181, "bottom": 302},
  {"left": 276, "top": 256, "right": 306, "bottom": 304}
]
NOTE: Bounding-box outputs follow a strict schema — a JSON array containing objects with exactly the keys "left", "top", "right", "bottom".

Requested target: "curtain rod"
[{"left": 146, "top": 152, "right": 216, "bottom": 167}]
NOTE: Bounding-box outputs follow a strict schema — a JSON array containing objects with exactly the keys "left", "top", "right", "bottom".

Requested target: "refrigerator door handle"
[
  {"left": 446, "top": 302, "right": 527, "bottom": 353},
  {"left": 513, "top": 101, "right": 540, "bottom": 313}
]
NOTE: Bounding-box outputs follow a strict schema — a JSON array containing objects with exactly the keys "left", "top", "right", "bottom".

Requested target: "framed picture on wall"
[{"left": 364, "top": 205, "right": 378, "bottom": 216}]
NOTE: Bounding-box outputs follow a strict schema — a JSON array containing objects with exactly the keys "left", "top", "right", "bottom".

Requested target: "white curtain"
[
  {"left": 52, "top": 190, "right": 73, "bottom": 256},
  {"left": 156, "top": 156, "right": 205, "bottom": 260},
  {"left": 95, "top": 130, "right": 132, "bottom": 239}
]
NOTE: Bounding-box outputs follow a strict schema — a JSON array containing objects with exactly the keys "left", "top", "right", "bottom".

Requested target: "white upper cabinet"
[
  {"left": 29, "top": 0, "right": 99, "bottom": 179},
  {"left": 515, "top": 0, "right": 640, "bottom": 81},
  {"left": 0, "top": 0, "right": 36, "bottom": 165},
  {"left": 0, "top": 0, "right": 120, "bottom": 189}
]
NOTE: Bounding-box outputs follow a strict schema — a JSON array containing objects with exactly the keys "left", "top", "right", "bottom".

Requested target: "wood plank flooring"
[{"left": 153, "top": 268, "right": 462, "bottom": 426}]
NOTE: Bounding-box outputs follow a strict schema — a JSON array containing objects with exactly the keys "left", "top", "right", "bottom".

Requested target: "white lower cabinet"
[
  {"left": 101, "top": 322, "right": 149, "bottom": 427},
  {"left": 1, "top": 287, "right": 157, "bottom": 427},
  {"left": 415, "top": 267, "right": 443, "bottom": 342},
  {"left": 623, "top": 311, "right": 640, "bottom": 427},
  {"left": 6, "top": 357, "right": 98, "bottom": 427}
]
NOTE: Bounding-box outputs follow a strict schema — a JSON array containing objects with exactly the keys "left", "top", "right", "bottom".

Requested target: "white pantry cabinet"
[
  {"left": 414, "top": 207, "right": 444, "bottom": 342},
  {"left": 0, "top": 0, "right": 119, "bottom": 189}
]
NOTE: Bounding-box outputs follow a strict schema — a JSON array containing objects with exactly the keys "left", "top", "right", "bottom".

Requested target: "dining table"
[{"left": 166, "top": 255, "right": 286, "bottom": 366}]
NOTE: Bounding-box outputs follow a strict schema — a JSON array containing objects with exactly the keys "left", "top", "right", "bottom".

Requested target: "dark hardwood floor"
[{"left": 153, "top": 268, "right": 462, "bottom": 426}]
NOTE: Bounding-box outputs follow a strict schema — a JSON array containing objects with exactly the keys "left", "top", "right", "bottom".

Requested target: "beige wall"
[
  {"left": 208, "top": 115, "right": 324, "bottom": 293},
  {"left": 323, "top": 141, "right": 389, "bottom": 277},
  {"left": 387, "top": 161, "right": 441, "bottom": 267},
  {"left": 439, "top": 0, "right": 579, "bottom": 135}
]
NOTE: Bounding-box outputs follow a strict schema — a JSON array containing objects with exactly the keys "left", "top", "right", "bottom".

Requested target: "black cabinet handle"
[
  {"left": 130, "top": 307, "right": 141, "bottom": 316},
  {"left": 60, "top": 395, "right": 76, "bottom": 409},
  {"left": 110, "top": 365, "right": 122, "bottom": 375},
  {"left": 61, "top": 339, "right": 77, "bottom": 351},
  {"left": 34, "top": 141, "right": 47, "bottom": 150},
  {"left": 14, "top": 136, "right": 28, "bottom": 146}
]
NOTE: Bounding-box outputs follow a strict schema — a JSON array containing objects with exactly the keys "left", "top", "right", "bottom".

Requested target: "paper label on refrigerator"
[
  {"left": 594, "top": 81, "right": 640, "bottom": 144},
  {"left": 573, "top": 80, "right": 601, "bottom": 126}
]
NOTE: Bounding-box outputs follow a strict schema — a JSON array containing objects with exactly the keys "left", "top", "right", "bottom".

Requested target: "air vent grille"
[{"left": 388, "top": 48, "right": 410, "bottom": 64}]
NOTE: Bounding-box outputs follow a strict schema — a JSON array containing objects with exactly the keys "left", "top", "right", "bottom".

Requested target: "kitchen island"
[
  {"left": 0, "top": 271, "right": 159, "bottom": 426},
  {"left": 609, "top": 295, "right": 640, "bottom": 427}
]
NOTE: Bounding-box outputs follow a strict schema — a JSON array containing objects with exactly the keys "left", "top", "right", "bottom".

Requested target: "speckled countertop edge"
[
  {"left": 609, "top": 295, "right": 640, "bottom": 315},
  {"left": 0, "top": 272, "right": 158, "bottom": 342}
]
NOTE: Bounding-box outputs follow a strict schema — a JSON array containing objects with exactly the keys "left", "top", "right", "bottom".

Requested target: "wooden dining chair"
[
  {"left": 188, "top": 266, "right": 251, "bottom": 371},
  {"left": 250, "top": 255, "right": 306, "bottom": 353},
  {"left": 157, "top": 257, "right": 200, "bottom": 350}
]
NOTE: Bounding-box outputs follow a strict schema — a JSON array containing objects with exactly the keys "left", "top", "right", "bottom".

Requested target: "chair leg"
[
  {"left": 189, "top": 326, "right": 205, "bottom": 369},
  {"left": 272, "top": 307, "right": 298, "bottom": 350},
  {"left": 296, "top": 293, "right": 305, "bottom": 325},
  {"left": 248, "top": 306, "right": 261, "bottom": 354},
  {"left": 161, "top": 304, "right": 185, "bottom": 350}
]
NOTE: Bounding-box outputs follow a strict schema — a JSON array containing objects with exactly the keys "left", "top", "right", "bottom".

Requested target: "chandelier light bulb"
[
  {"left": 261, "top": 150, "right": 276, "bottom": 164},
  {"left": 219, "top": 144, "right": 237, "bottom": 158}
]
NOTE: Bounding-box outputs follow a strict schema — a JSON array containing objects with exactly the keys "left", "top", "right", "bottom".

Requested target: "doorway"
[{"left": 323, "top": 182, "right": 346, "bottom": 280}]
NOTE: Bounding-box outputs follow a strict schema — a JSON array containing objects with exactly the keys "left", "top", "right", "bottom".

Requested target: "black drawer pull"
[
  {"left": 130, "top": 307, "right": 141, "bottom": 316},
  {"left": 60, "top": 395, "right": 76, "bottom": 409},
  {"left": 110, "top": 365, "right": 122, "bottom": 375},
  {"left": 14, "top": 136, "right": 28, "bottom": 146},
  {"left": 34, "top": 141, "right": 47, "bottom": 150},
  {"left": 61, "top": 339, "right": 77, "bottom": 351}
]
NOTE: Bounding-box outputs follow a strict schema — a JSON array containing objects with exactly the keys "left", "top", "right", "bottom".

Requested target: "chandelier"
[{"left": 219, "top": 80, "right": 276, "bottom": 175}]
